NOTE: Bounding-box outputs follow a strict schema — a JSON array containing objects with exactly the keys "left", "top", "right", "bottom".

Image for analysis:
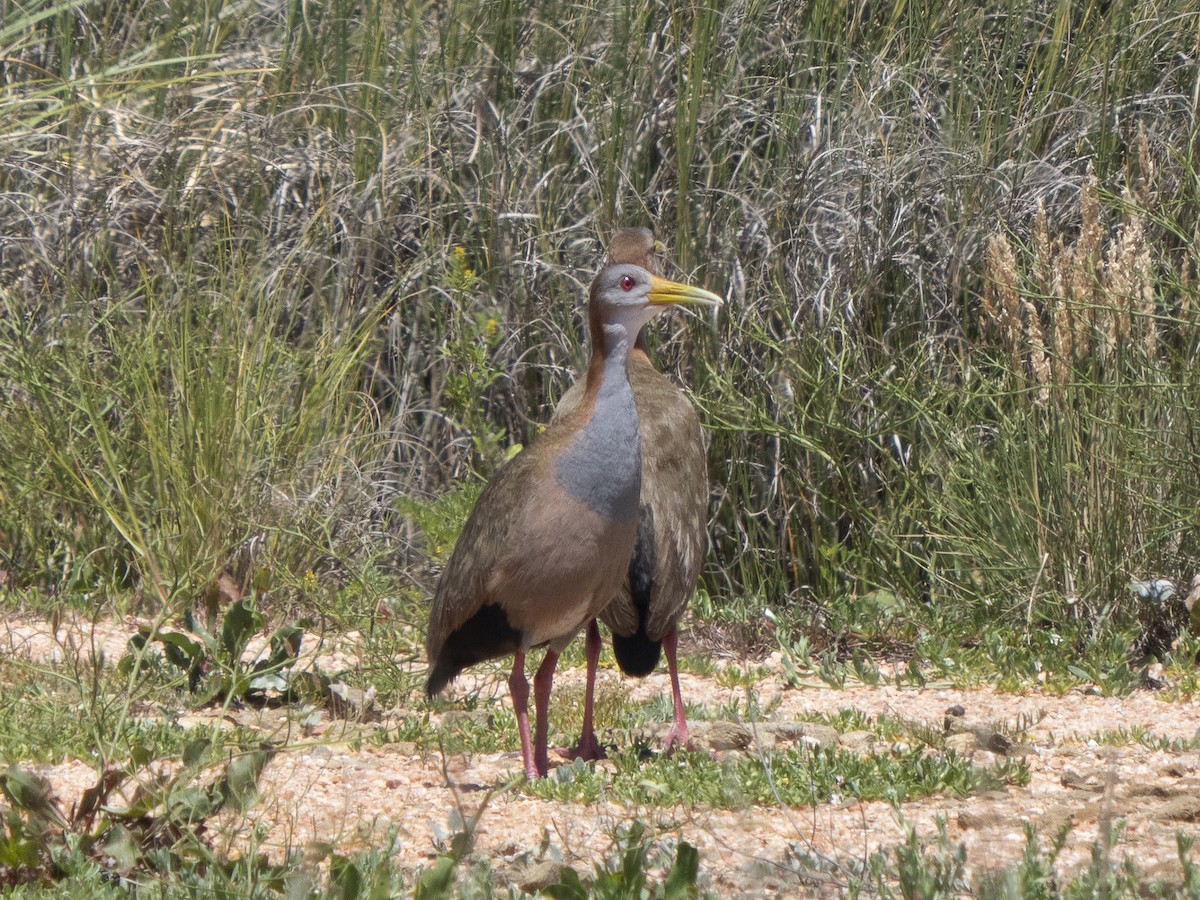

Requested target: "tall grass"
[{"left": 2, "top": 0, "right": 1199, "bottom": 651}]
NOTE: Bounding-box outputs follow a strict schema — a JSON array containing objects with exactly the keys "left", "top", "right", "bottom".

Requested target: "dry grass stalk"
[
  {"left": 1031, "top": 201, "right": 1054, "bottom": 296},
  {"left": 1035, "top": 199, "right": 1074, "bottom": 387},
  {"left": 1050, "top": 291, "right": 1072, "bottom": 386},
  {"left": 983, "top": 152, "right": 1171, "bottom": 383},
  {"left": 1023, "top": 297, "right": 1051, "bottom": 403},
  {"left": 1135, "top": 122, "right": 1154, "bottom": 208},
  {"left": 1105, "top": 194, "right": 1156, "bottom": 357},
  {"left": 985, "top": 232, "right": 1024, "bottom": 379},
  {"left": 1072, "top": 170, "right": 1109, "bottom": 358}
]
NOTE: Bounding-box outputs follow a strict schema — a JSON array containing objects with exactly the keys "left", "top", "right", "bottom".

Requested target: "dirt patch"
[{"left": 3, "top": 614, "right": 1200, "bottom": 895}]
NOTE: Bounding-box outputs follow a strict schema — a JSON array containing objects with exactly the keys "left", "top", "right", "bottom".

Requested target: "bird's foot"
[
  {"left": 662, "top": 725, "right": 693, "bottom": 755},
  {"left": 502, "top": 750, "right": 550, "bottom": 777},
  {"left": 559, "top": 734, "right": 607, "bottom": 762}
]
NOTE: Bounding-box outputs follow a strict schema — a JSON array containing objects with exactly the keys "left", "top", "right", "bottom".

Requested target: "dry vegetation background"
[
  {"left": 4, "top": 0, "right": 1200, "bottom": 640},
  {"left": 4, "top": 0, "right": 1200, "bottom": 894}
]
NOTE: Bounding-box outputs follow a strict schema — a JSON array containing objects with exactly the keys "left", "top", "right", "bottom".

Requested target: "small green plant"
[
  {"left": 546, "top": 822, "right": 702, "bottom": 900},
  {"left": 1065, "top": 659, "right": 1138, "bottom": 697},
  {"left": 850, "top": 649, "right": 883, "bottom": 686},
  {"left": 413, "top": 854, "right": 460, "bottom": 899},
  {"left": 805, "top": 708, "right": 897, "bottom": 742},
  {"left": 119, "top": 590, "right": 307, "bottom": 705},
  {"left": 0, "top": 739, "right": 272, "bottom": 889},
  {"left": 714, "top": 663, "right": 769, "bottom": 690},
  {"left": 673, "top": 651, "right": 717, "bottom": 678},
  {"left": 777, "top": 630, "right": 814, "bottom": 686},
  {"left": 816, "top": 650, "right": 849, "bottom": 689},
  {"left": 436, "top": 246, "right": 520, "bottom": 476},
  {"left": 893, "top": 819, "right": 969, "bottom": 899},
  {"left": 524, "top": 743, "right": 1027, "bottom": 810},
  {"left": 394, "top": 710, "right": 513, "bottom": 756},
  {"left": 395, "top": 485, "right": 484, "bottom": 566},
  {"left": 1176, "top": 833, "right": 1200, "bottom": 897}
]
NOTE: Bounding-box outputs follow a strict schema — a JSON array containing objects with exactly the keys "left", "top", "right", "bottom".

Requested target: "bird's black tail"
[
  {"left": 425, "top": 660, "right": 457, "bottom": 698},
  {"left": 425, "top": 602, "right": 523, "bottom": 697},
  {"left": 612, "top": 510, "right": 661, "bottom": 677},
  {"left": 612, "top": 628, "right": 661, "bottom": 676}
]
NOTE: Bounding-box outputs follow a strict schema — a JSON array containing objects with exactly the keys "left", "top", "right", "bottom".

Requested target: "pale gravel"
[{"left": 4, "top": 614, "right": 1200, "bottom": 895}]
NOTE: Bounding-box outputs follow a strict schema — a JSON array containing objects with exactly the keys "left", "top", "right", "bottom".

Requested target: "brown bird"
[
  {"left": 554, "top": 227, "right": 710, "bottom": 759},
  {"left": 425, "top": 247, "right": 722, "bottom": 778}
]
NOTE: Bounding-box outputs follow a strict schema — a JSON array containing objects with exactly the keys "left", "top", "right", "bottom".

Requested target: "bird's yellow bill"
[{"left": 647, "top": 274, "right": 724, "bottom": 308}]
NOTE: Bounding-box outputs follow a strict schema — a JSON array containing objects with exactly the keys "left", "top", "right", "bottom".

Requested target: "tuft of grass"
[
  {"left": 0, "top": 652, "right": 223, "bottom": 767},
  {"left": 546, "top": 821, "right": 706, "bottom": 900},
  {"left": 525, "top": 744, "right": 1027, "bottom": 810},
  {"left": 0, "top": 267, "right": 389, "bottom": 613},
  {"left": 782, "top": 816, "right": 1199, "bottom": 898}
]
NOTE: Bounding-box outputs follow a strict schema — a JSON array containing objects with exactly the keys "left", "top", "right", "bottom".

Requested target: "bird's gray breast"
[{"left": 554, "top": 385, "right": 641, "bottom": 523}]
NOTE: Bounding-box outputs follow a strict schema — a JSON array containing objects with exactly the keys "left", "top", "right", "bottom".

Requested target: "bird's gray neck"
[{"left": 554, "top": 322, "right": 641, "bottom": 522}]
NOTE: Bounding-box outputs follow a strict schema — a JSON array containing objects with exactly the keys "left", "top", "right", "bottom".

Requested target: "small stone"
[
  {"left": 945, "top": 732, "right": 977, "bottom": 755},
  {"left": 327, "top": 681, "right": 379, "bottom": 722},
  {"left": 1152, "top": 795, "right": 1200, "bottom": 823},
  {"left": 1060, "top": 769, "right": 1106, "bottom": 792},
  {"left": 768, "top": 722, "right": 838, "bottom": 748},
  {"left": 982, "top": 731, "right": 1012, "bottom": 755},
  {"left": 958, "top": 807, "right": 1004, "bottom": 829},
  {"left": 703, "top": 721, "right": 752, "bottom": 751},
  {"left": 1141, "top": 662, "right": 1168, "bottom": 690},
  {"left": 943, "top": 705, "right": 966, "bottom": 731},
  {"left": 1124, "top": 782, "right": 1173, "bottom": 799},
  {"left": 513, "top": 861, "right": 565, "bottom": 893},
  {"left": 838, "top": 730, "right": 876, "bottom": 753}
]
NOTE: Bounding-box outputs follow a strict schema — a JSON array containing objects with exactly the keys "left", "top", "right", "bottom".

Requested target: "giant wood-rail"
[
  {"left": 554, "top": 227, "right": 710, "bottom": 758},
  {"left": 425, "top": 245, "right": 722, "bottom": 778}
]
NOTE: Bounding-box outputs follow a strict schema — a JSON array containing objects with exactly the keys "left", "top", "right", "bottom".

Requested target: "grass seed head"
[
  {"left": 1022, "top": 298, "right": 1050, "bottom": 402},
  {"left": 985, "top": 232, "right": 1024, "bottom": 378}
]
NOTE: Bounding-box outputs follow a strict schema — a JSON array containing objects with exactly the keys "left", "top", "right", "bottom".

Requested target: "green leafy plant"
[
  {"left": 546, "top": 822, "right": 702, "bottom": 900},
  {"left": 119, "top": 590, "right": 308, "bottom": 705},
  {"left": 525, "top": 744, "right": 1027, "bottom": 810},
  {"left": 0, "top": 740, "right": 273, "bottom": 889},
  {"left": 893, "top": 819, "right": 969, "bottom": 899}
]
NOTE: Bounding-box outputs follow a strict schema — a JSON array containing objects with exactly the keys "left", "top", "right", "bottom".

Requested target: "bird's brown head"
[
  {"left": 607, "top": 227, "right": 661, "bottom": 273},
  {"left": 587, "top": 262, "right": 722, "bottom": 352},
  {"left": 605, "top": 227, "right": 673, "bottom": 351}
]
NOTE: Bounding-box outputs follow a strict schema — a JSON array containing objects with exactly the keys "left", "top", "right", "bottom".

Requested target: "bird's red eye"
[{"left": 619, "top": 274, "right": 636, "bottom": 291}]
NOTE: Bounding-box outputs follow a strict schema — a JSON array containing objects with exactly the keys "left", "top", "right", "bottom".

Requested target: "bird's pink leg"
[
  {"left": 508, "top": 651, "right": 538, "bottom": 778},
  {"left": 567, "top": 620, "right": 606, "bottom": 761},
  {"left": 661, "top": 628, "right": 692, "bottom": 753},
  {"left": 532, "top": 648, "right": 560, "bottom": 777}
]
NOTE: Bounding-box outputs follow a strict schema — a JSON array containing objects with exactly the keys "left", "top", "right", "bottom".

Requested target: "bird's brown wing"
[
  {"left": 621, "top": 358, "right": 707, "bottom": 641},
  {"left": 426, "top": 424, "right": 638, "bottom": 693},
  {"left": 552, "top": 378, "right": 586, "bottom": 425},
  {"left": 425, "top": 448, "right": 543, "bottom": 664}
]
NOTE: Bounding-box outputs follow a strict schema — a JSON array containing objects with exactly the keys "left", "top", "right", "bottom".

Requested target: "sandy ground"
[{"left": 3, "top": 613, "right": 1199, "bottom": 895}]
